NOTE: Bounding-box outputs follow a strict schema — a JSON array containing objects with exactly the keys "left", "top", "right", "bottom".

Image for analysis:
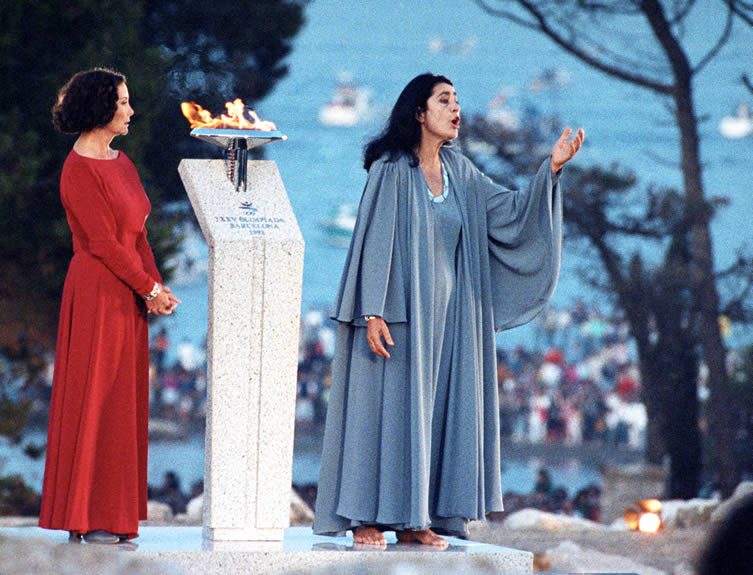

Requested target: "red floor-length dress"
[{"left": 39, "top": 149, "right": 162, "bottom": 539}]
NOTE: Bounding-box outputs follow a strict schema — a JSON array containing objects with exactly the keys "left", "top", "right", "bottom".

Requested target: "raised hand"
[{"left": 550, "top": 127, "right": 585, "bottom": 172}]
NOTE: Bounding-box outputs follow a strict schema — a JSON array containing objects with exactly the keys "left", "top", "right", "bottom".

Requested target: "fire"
[
  {"left": 625, "top": 498, "right": 663, "bottom": 534},
  {"left": 181, "top": 98, "right": 278, "bottom": 131},
  {"left": 638, "top": 512, "right": 662, "bottom": 533}
]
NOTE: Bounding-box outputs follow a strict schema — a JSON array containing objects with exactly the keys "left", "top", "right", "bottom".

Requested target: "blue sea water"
[
  {"left": 0, "top": 430, "right": 601, "bottom": 497},
  {"left": 158, "top": 1, "right": 753, "bottom": 355}
]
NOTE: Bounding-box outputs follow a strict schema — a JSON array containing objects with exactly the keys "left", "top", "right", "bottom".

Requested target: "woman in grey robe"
[{"left": 313, "top": 73, "right": 584, "bottom": 547}]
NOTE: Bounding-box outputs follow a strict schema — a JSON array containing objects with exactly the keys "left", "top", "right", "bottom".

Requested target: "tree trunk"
[
  {"left": 639, "top": 0, "right": 738, "bottom": 497},
  {"left": 664, "top": 342, "right": 702, "bottom": 498},
  {"left": 639, "top": 347, "right": 668, "bottom": 465},
  {"left": 674, "top": 80, "right": 737, "bottom": 496}
]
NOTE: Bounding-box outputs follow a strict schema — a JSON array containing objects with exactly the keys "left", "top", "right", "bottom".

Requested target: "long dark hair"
[{"left": 363, "top": 73, "right": 452, "bottom": 171}]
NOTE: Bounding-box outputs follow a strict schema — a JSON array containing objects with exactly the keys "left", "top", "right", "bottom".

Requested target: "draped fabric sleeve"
[
  {"left": 61, "top": 161, "right": 157, "bottom": 296},
  {"left": 479, "top": 156, "right": 563, "bottom": 331},
  {"left": 331, "top": 157, "right": 407, "bottom": 325}
]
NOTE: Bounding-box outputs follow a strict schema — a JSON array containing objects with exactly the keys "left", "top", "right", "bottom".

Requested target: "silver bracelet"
[
  {"left": 144, "top": 282, "right": 162, "bottom": 302},
  {"left": 363, "top": 315, "right": 379, "bottom": 322}
]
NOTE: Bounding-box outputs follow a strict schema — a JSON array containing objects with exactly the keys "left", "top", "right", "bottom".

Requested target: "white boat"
[
  {"left": 719, "top": 103, "right": 753, "bottom": 139},
  {"left": 320, "top": 204, "right": 357, "bottom": 246},
  {"left": 318, "top": 77, "right": 371, "bottom": 128}
]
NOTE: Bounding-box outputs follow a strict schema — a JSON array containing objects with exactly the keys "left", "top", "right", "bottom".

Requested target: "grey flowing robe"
[{"left": 313, "top": 146, "right": 562, "bottom": 536}]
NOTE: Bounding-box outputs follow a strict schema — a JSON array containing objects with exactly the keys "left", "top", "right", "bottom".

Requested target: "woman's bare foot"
[
  {"left": 353, "top": 526, "right": 387, "bottom": 547},
  {"left": 396, "top": 528, "right": 449, "bottom": 548}
]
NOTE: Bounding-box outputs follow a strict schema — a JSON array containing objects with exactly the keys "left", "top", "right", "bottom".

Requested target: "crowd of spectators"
[
  {"left": 147, "top": 470, "right": 203, "bottom": 516},
  {"left": 495, "top": 467, "right": 602, "bottom": 521},
  {"left": 295, "top": 301, "right": 649, "bottom": 451},
  {"left": 147, "top": 328, "right": 207, "bottom": 428},
  {"left": 1, "top": 300, "right": 650, "bottom": 451},
  {"left": 497, "top": 302, "right": 646, "bottom": 449}
]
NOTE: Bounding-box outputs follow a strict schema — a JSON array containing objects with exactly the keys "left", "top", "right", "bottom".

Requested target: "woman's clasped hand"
[{"left": 146, "top": 285, "right": 180, "bottom": 315}]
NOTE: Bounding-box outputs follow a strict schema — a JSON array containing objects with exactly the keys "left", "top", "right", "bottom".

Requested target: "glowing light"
[
  {"left": 638, "top": 512, "right": 662, "bottom": 534},
  {"left": 625, "top": 499, "right": 663, "bottom": 533},
  {"left": 180, "top": 99, "right": 278, "bottom": 131}
]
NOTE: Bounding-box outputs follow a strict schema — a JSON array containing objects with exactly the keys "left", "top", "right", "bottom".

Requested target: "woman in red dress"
[{"left": 39, "top": 68, "right": 180, "bottom": 544}]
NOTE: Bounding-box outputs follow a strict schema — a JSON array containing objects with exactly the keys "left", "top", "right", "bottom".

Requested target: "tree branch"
[
  {"left": 743, "top": 73, "right": 753, "bottom": 94},
  {"left": 724, "top": 0, "right": 753, "bottom": 27},
  {"left": 669, "top": 0, "right": 697, "bottom": 25},
  {"left": 641, "top": 0, "right": 694, "bottom": 84},
  {"left": 474, "top": 0, "right": 539, "bottom": 28},
  {"left": 643, "top": 149, "right": 681, "bottom": 170},
  {"left": 477, "top": 0, "right": 674, "bottom": 94},
  {"left": 692, "top": 4, "right": 734, "bottom": 75}
]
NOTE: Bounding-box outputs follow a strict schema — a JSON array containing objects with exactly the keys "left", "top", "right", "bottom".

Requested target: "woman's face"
[
  {"left": 417, "top": 82, "right": 461, "bottom": 143},
  {"left": 104, "top": 82, "right": 134, "bottom": 136}
]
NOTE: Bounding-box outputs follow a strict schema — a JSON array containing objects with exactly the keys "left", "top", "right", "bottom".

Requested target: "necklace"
[{"left": 426, "top": 161, "right": 449, "bottom": 204}]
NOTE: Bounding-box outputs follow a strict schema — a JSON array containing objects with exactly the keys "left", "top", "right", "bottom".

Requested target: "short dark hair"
[
  {"left": 52, "top": 68, "right": 127, "bottom": 134},
  {"left": 363, "top": 73, "right": 453, "bottom": 171}
]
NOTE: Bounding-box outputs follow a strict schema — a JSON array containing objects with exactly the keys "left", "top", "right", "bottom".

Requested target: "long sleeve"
[
  {"left": 331, "top": 157, "right": 407, "bottom": 325},
  {"left": 479, "top": 157, "right": 563, "bottom": 331},
  {"left": 62, "top": 161, "right": 156, "bottom": 296},
  {"left": 136, "top": 227, "right": 163, "bottom": 285}
]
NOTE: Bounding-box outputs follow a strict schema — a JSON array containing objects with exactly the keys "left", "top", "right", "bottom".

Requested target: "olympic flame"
[{"left": 180, "top": 98, "right": 278, "bottom": 131}]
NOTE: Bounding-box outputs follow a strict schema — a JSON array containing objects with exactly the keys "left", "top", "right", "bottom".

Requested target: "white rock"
[
  {"left": 545, "top": 540, "right": 665, "bottom": 575},
  {"left": 146, "top": 500, "right": 173, "bottom": 521},
  {"left": 661, "top": 498, "right": 719, "bottom": 528},
  {"left": 710, "top": 481, "right": 753, "bottom": 522},
  {"left": 185, "top": 493, "right": 204, "bottom": 522},
  {"left": 504, "top": 508, "right": 609, "bottom": 532}
]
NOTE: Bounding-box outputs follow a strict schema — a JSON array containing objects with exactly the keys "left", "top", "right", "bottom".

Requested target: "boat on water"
[
  {"left": 320, "top": 203, "right": 357, "bottom": 246},
  {"left": 719, "top": 102, "right": 753, "bottom": 139},
  {"left": 318, "top": 76, "right": 371, "bottom": 128}
]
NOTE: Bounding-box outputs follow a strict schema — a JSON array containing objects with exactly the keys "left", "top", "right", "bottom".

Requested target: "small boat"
[
  {"left": 719, "top": 103, "right": 753, "bottom": 139},
  {"left": 318, "top": 75, "right": 371, "bottom": 128},
  {"left": 320, "top": 204, "right": 357, "bottom": 246}
]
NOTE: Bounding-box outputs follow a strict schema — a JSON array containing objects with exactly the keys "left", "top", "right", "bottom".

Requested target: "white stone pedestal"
[{"left": 179, "top": 160, "right": 304, "bottom": 541}]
